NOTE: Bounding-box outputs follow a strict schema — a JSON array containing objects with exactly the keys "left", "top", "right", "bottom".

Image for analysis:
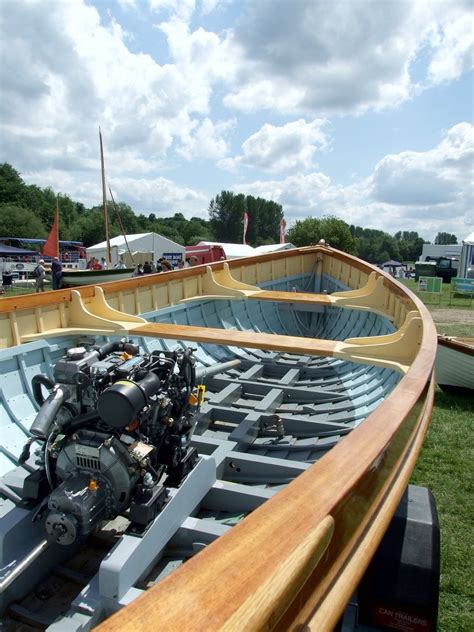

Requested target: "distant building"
[{"left": 419, "top": 244, "right": 461, "bottom": 262}]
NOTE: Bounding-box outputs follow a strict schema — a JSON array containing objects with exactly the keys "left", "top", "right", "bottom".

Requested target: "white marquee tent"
[
  {"left": 197, "top": 241, "right": 295, "bottom": 259},
  {"left": 197, "top": 241, "right": 256, "bottom": 259},
  {"left": 87, "top": 233, "right": 185, "bottom": 267},
  {"left": 254, "top": 243, "right": 295, "bottom": 254}
]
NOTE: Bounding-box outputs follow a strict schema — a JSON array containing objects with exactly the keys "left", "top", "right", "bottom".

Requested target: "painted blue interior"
[{"left": 0, "top": 273, "right": 399, "bottom": 477}]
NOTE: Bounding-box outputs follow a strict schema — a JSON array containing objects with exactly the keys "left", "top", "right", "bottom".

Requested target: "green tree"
[
  {"left": 0, "top": 204, "right": 46, "bottom": 238},
  {"left": 71, "top": 209, "right": 107, "bottom": 246},
  {"left": 0, "top": 163, "right": 25, "bottom": 205},
  {"left": 434, "top": 232, "right": 457, "bottom": 245},
  {"left": 208, "top": 191, "right": 283, "bottom": 245},
  {"left": 209, "top": 191, "right": 246, "bottom": 242},
  {"left": 287, "top": 216, "right": 356, "bottom": 253}
]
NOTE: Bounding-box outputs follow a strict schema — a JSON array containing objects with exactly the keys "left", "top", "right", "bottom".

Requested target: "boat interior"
[{"left": 0, "top": 247, "right": 431, "bottom": 630}]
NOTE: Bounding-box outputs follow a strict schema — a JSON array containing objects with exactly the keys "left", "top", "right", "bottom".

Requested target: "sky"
[{"left": 0, "top": 0, "right": 473, "bottom": 242}]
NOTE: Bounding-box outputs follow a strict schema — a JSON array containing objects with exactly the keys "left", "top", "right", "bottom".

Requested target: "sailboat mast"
[
  {"left": 109, "top": 186, "right": 135, "bottom": 265},
  {"left": 99, "top": 127, "right": 111, "bottom": 264}
]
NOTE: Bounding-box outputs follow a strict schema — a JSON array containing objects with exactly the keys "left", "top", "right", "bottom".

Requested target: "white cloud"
[
  {"left": 117, "top": 0, "right": 137, "bottom": 10},
  {"left": 113, "top": 175, "right": 209, "bottom": 216},
  {"left": 235, "top": 123, "right": 474, "bottom": 239},
  {"left": 372, "top": 122, "right": 474, "bottom": 206},
  {"left": 223, "top": 0, "right": 473, "bottom": 116},
  {"left": 0, "top": 0, "right": 472, "bottom": 241},
  {"left": 426, "top": 3, "right": 474, "bottom": 84},
  {"left": 177, "top": 117, "right": 235, "bottom": 160},
  {"left": 221, "top": 119, "right": 330, "bottom": 173}
]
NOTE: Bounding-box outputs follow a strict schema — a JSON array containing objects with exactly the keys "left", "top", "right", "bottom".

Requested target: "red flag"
[
  {"left": 243, "top": 210, "right": 249, "bottom": 245},
  {"left": 279, "top": 218, "right": 286, "bottom": 244},
  {"left": 42, "top": 205, "right": 59, "bottom": 258}
]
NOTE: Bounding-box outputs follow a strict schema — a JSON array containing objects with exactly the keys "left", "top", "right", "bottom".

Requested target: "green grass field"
[{"left": 408, "top": 290, "right": 473, "bottom": 632}]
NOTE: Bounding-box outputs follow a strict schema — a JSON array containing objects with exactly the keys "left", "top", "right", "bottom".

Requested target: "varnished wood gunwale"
[
  {"left": 95, "top": 253, "right": 437, "bottom": 631},
  {"left": 437, "top": 334, "right": 474, "bottom": 357}
]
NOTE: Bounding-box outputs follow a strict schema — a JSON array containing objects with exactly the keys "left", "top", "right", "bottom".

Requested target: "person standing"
[
  {"left": 143, "top": 261, "right": 152, "bottom": 274},
  {"left": 34, "top": 259, "right": 46, "bottom": 292},
  {"left": 51, "top": 257, "right": 62, "bottom": 290},
  {"left": 161, "top": 257, "right": 173, "bottom": 271},
  {"left": 101, "top": 257, "right": 107, "bottom": 269}
]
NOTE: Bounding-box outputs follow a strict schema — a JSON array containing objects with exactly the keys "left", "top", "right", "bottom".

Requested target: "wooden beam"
[{"left": 130, "top": 322, "right": 338, "bottom": 357}]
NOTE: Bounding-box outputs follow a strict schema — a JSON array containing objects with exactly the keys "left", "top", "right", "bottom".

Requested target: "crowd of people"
[{"left": 133, "top": 256, "right": 197, "bottom": 276}]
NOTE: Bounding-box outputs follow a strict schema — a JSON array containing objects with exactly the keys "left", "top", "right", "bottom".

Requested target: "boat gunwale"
[{"left": 437, "top": 334, "right": 474, "bottom": 357}]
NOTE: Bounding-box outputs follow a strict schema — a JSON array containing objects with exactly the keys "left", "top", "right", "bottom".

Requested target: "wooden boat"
[
  {"left": 61, "top": 266, "right": 134, "bottom": 286},
  {"left": 436, "top": 335, "right": 474, "bottom": 393},
  {"left": 0, "top": 244, "right": 437, "bottom": 630}
]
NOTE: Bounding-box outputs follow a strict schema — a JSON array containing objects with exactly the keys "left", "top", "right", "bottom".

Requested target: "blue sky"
[{"left": 0, "top": 0, "right": 473, "bottom": 241}]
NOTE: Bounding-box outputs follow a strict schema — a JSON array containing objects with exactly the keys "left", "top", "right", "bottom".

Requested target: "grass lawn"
[
  {"left": 409, "top": 289, "right": 473, "bottom": 631},
  {"left": 411, "top": 389, "right": 473, "bottom": 631}
]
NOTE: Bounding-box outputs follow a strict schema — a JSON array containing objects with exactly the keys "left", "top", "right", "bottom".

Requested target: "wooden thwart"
[
  {"left": 130, "top": 313, "right": 421, "bottom": 374},
  {"left": 182, "top": 264, "right": 397, "bottom": 321}
]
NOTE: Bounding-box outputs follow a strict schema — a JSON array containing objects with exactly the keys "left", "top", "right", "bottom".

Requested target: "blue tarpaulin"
[{"left": 0, "top": 243, "right": 37, "bottom": 257}]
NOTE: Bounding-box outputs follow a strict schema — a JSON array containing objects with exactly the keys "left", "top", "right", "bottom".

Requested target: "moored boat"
[
  {"left": 0, "top": 244, "right": 437, "bottom": 630},
  {"left": 60, "top": 266, "right": 134, "bottom": 286},
  {"left": 436, "top": 335, "right": 474, "bottom": 393}
]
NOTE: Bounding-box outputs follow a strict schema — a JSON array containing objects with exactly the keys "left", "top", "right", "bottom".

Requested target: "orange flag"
[{"left": 42, "top": 205, "right": 59, "bottom": 258}]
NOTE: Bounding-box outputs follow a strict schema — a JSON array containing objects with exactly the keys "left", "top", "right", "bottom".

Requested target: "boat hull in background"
[
  {"left": 60, "top": 267, "right": 134, "bottom": 286},
  {"left": 436, "top": 335, "right": 474, "bottom": 392}
]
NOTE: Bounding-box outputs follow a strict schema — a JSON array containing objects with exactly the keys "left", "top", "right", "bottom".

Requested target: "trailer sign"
[{"left": 374, "top": 605, "right": 431, "bottom": 631}]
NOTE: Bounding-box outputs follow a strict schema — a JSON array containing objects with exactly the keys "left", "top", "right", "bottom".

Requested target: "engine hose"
[
  {"left": 95, "top": 340, "right": 139, "bottom": 360},
  {"left": 59, "top": 410, "right": 100, "bottom": 434},
  {"left": 31, "top": 374, "right": 56, "bottom": 406},
  {"left": 30, "top": 385, "right": 71, "bottom": 439}
]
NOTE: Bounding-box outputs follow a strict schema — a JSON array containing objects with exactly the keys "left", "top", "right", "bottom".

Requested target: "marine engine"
[{"left": 22, "top": 340, "right": 201, "bottom": 546}]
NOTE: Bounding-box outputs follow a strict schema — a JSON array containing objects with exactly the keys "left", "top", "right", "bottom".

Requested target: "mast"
[
  {"left": 99, "top": 127, "right": 111, "bottom": 264},
  {"left": 109, "top": 185, "right": 134, "bottom": 265}
]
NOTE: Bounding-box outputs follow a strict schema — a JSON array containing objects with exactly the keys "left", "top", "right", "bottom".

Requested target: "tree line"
[{"left": 0, "top": 163, "right": 458, "bottom": 263}]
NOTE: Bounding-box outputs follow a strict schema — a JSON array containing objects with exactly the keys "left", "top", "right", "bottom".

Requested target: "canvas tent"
[
  {"left": 254, "top": 243, "right": 295, "bottom": 254},
  {"left": 87, "top": 233, "right": 185, "bottom": 267},
  {"left": 197, "top": 241, "right": 256, "bottom": 259},
  {"left": 459, "top": 231, "right": 474, "bottom": 278}
]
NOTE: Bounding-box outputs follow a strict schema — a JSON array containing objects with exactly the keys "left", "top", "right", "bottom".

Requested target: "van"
[{"left": 185, "top": 245, "right": 226, "bottom": 265}]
